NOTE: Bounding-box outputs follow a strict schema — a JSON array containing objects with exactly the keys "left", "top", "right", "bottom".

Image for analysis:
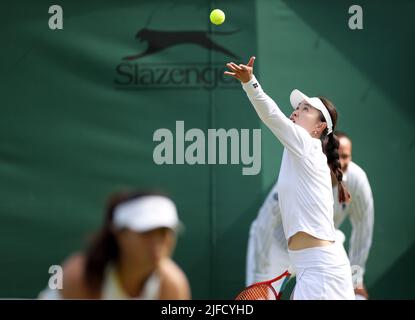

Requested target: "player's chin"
[{"left": 151, "top": 252, "right": 165, "bottom": 264}]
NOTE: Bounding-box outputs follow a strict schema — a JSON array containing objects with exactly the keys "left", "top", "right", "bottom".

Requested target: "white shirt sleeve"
[
  {"left": 241, "top": 75, "right": 312, "bottom": 157},
  {"left": 347, "top": 171, "right": 374, "bottom": 279}
]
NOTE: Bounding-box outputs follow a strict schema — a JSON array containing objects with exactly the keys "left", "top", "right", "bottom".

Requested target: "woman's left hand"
[{"left": 224, "top": 56, "right": 255, "bottom": 83}]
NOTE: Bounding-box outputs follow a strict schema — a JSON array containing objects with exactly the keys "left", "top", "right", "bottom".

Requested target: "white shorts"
[{"left": 288, "top": 243, "right": 355, "bottom": 300}]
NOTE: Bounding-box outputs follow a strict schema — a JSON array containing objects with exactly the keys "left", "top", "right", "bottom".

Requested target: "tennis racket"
[{"left": 235, "top": 270, "right": 291, "bottom": 300}]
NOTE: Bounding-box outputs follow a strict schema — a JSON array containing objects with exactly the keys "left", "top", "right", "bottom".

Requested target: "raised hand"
[{"left": 224, "top": 56, "right": 256, "bottom": 83}]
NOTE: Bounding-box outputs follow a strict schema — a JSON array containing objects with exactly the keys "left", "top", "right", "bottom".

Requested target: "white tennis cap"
[
  {"left": 290, "top": 89, "right": 333, "bottom": 134},
  {"left": 113, "top": 195, "right": 181, "bottom": 233}
]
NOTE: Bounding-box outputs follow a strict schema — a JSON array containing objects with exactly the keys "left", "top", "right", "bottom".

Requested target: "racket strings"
[{"left": 235, "top": 284, "right": 277, "bottom": 300}]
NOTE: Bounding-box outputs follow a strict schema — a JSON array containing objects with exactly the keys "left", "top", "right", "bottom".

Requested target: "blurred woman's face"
[
  {"left": 290, "top": 101, "right": 326, "bottom": 135},
  {"left": 116, "top": 227, "right": 175, "bottom": 268}
]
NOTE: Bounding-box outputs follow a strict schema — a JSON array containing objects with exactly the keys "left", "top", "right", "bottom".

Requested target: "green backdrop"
[{"left": 0, "top": 0, "right": 414, "bottom": 299}]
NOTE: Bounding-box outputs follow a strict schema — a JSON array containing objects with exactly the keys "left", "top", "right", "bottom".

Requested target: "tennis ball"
[{"left": 210, "top": 9, "right": 225, "bottom": 25}]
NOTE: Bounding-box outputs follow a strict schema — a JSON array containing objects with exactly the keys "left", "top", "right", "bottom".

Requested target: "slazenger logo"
[{"left": 114, "top": 27, "right": 241, "bottom": 90}]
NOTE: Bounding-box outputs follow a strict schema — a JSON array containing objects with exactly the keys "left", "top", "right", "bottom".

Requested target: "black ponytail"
[
  {"left": 84, "top": 224, "right": 119, "bottom": 294},
  {"left": 318, "top": 97, "right": 351, "bottom": 203}
]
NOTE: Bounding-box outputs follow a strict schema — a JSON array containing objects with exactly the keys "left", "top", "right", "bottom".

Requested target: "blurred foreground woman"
[{"left": 39, "top": 191, "right": 190, "bottom": 299}]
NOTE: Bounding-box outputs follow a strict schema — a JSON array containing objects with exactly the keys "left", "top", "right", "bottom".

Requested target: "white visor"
[
  {"left": 290, "top": 89, "right": 333, "bottom": 134},
  {"left": 113, "top": 195, "right": 181, "bottom": 233}
]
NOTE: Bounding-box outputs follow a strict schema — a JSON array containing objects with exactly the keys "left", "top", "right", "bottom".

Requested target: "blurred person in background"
[{"left": 39, "top": 191, "right": 190, "bottom": 299}]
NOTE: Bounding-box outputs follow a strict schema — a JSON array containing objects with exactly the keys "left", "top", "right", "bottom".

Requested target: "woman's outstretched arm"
[{"left": 224, "top": 57, "right": 311, "bottom": 157}]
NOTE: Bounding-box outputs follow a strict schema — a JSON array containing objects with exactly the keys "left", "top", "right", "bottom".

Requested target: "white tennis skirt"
[{"left": 288, "top": 243, "right": 355, "bottom": 300}]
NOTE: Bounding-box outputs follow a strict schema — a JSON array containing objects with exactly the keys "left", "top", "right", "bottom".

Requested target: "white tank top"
[
  {"left": 101, "top": 264, "right": 160, "bottom": 300},
  {"left": 38, "top": 264, "right": 161, "bottom": 300},
  {"left": 242, "top": 76, "right": 336, "bottom": 242}
]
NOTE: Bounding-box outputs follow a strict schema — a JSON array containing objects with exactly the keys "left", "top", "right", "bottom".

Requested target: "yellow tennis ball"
[{"left": 210, "top": 9, "right": 225, "bottom": 25}]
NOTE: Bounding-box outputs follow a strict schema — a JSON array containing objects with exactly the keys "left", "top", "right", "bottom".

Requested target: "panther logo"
[{"left": 123, "top": 28, "right": 240, "bottom": 61}]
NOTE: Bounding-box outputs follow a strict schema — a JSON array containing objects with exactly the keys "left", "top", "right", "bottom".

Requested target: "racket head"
[
  {"left": 235, "top": 283, "right": 279, "bottom": 300},
  {"left": 235, "top": 270, "right": 291, "bottom": 300}
]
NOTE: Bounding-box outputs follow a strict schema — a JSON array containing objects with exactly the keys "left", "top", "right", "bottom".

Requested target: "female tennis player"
[
  {"left": 38, "top": 191, "right": 190, "bottom": 299},
  {"left": 225, "top": 57, "right": 355, "bottom": 299}
]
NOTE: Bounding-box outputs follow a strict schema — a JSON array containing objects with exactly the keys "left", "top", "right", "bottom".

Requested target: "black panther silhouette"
[{"left": 123, "top": 28, "right": 239, "bottom": 61}]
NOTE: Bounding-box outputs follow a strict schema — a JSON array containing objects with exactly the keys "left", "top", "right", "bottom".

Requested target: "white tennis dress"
[
  {"left": 242, "top": 76, "right": 355, "bottom": 300},
  {"left": 38, "top": 264, "right": 160, "bottom": 299}
]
